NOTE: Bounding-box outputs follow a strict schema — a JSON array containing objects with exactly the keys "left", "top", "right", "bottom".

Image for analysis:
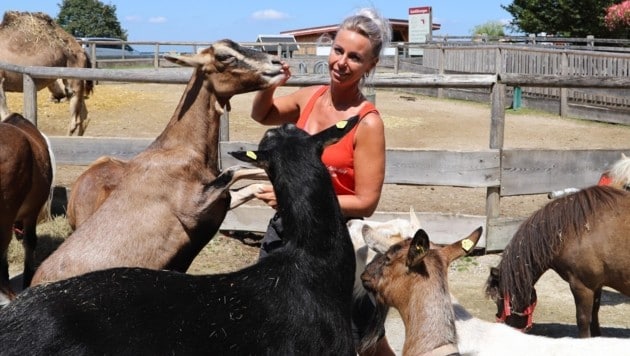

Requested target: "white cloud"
[
  {"left": 125, "top": 15, "right": 142, "bottom": 22},
  {"left": 148, "top": 16, "right": 167, "bottom": 24},
  {"left": 251, "top": 9, "right": 289, "bottom": 21}
]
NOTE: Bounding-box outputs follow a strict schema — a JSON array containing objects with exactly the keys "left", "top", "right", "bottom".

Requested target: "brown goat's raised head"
[
  {"left": 164, "top": 39, "right": 285, "bottom": 97},
  {"left": 362, "top": 227, "right": 482, "bottom": 308}
]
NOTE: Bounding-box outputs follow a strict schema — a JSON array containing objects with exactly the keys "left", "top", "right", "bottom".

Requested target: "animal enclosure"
[{"left": 1, "top": 50, "right": 630, "bottom": 251}]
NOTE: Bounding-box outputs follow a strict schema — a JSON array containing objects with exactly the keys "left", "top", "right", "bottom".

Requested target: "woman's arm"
[
  {"left": 250, "top": 62, "right": 304, "bottom": 126},
  {"left": 337, "top": 112, "right": 385, "bottom": 218},
  {"left": 255, "top": 112, "right": 386, "bottom": 217}
]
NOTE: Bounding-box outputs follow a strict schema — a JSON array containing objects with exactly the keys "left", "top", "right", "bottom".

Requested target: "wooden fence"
[
  {"left": 2, "top": 60, "right": 630, "bottom": 251},
  {"left": 420, "top": 45, "right": 630, "bottom": 125}
]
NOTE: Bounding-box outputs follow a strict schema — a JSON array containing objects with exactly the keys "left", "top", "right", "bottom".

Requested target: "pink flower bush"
[{"left": 605, "top": 0, "right": 630, "bottom": 30}]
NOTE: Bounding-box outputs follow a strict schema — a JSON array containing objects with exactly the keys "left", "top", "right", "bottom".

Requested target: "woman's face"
[{"left": 328, "top": 29, "right": 376, "bottom": 87}]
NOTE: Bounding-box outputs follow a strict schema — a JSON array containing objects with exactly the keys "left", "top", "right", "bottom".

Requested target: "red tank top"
[{"left": 296, "top": 85, "right": 378, "bottom": 195}]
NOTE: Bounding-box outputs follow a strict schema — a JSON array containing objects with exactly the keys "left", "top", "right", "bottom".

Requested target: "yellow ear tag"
[
  {"left": 246, "top": 151, "right": 257, "bottom": 160},
  {"left": 415, "top": 245, "right": 425, "bottom": 254},
  {"left": 336, "top": 121, "right": 348, "bottom": 129},
  {"left": 461, "top": 239, "right": 474, "bottom": 252}
]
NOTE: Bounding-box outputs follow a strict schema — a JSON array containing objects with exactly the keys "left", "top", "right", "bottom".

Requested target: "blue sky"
[{"left": 1, "top": 1, "right": 515, "bottom": 42}]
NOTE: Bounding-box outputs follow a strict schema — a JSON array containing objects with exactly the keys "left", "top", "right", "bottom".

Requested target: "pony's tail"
[{"left": 37, "top": 133, "right": 56, "bottom": 223}]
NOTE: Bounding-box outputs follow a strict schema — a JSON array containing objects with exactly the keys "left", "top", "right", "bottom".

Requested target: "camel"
[{"left": 0, "top": 11, "right": 93, "bottom": 136}]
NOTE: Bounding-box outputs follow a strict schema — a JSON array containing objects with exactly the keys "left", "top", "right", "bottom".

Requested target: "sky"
[{"left": 1, "top": 1, "right": 515, "bottom": 42}]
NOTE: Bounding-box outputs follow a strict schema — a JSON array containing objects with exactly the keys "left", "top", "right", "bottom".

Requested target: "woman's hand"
[
  {"left": 255, "top": 184, "right": 278, "bottom": 209},
  {"left": 277, "top": 61, "right": 292, "bottom": 87}
]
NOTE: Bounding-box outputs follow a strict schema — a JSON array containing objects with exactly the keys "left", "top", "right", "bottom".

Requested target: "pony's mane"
[
  {"left": 609, "top": 154, "right": 630, "bottom": 187},
  {"left": 498, "top": 185, "right": 627, "bottom": 309}
]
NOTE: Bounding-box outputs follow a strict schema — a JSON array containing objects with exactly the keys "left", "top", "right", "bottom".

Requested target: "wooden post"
[
  {"left": 437, "top": 47, "right": 445, "bottom": 98},
  {"left": 485, "top": 81, "right": 506, "bottom": 248},
  {"left": 23, "top": 74, "right": 37, "bottom": 126},
  {"left": 220, "top": 111, "right": 229, "bottom": 142},
  {"left": 560, "top": 52, "right": 569, "bottom": 116},
  {"left": 154, "top": 44, "right": 160, "bottom": 69},
  {"left": 218, "top": 111, "right": 229, "bottom": 170},
  {"left": 90, "top": 43, "right": 97, "bottom": 68},
  {"left": 394, "top": 43, "right": 400, "bottom": 74}
]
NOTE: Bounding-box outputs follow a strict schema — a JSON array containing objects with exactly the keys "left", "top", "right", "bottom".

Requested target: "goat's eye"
[{"left": 216, "top": 54, "right": 236, "bottom": 65}]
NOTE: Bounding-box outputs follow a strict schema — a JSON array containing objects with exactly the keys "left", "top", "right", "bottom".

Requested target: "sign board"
[{"left": 408, "top": 6, "right": 432, "bottom": 56}]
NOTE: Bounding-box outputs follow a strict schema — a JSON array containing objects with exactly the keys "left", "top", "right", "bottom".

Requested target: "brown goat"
[
  {"left": 66, "top": 156, "right": 126, "bottom": 229},
  {"left": 67, "top": 158, "right": 266, "bottom": 230},
  {"left": 31, "top": 39, "right": 284, "bottom": 286},
  {"left": 361, "top": 226, "right": 483, "bottom": 355}
]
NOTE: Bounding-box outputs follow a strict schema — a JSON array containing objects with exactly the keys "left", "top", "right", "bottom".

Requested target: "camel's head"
[{"left": 164, "top": 39, "right": 286, "bottom": 97}]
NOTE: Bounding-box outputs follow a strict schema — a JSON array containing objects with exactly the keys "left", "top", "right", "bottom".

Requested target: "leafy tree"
[
  {"left": 470, "top": 21, "right": 506, "bottom": 36},
  {"left": 502, "top": 0, "right": 625, "bottom": 38},
  {"left": 56, "top": 0, "right": 128, "bottom": 39}
]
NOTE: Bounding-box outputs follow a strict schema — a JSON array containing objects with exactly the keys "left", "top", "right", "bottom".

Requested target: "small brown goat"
[
  {"left": 31, "top": 39, "right": 284, "bottom": 286},
  {"left": 361, "top": 226, "right": 483, "bottom": 355}
]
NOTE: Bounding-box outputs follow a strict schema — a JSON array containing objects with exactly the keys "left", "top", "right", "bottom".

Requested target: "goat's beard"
[{"left": 356, "top": 299, "right": 390, "bottom": 354}]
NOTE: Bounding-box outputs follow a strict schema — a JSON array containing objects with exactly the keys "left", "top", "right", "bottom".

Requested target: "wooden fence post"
[
  {"left": 394, "top": 43, "right": 400, "bottom": 74},
  {"left": 437, "top": 46, "right": 445, "bottom": 99},
  {"left": 218, "top": 111, "right": 229, "bottom": 170},
  {"left": 154, "top": 44, "right": 160, "bottom": 69},
  {"left": 23, "top": 74, "right": 37, "bottom": 125},
  {"left": 486, "top": 81, "right": 506, "bottom": 243},
  {"left": 560, "top": 52, "right": 569, "bottom": 116}
]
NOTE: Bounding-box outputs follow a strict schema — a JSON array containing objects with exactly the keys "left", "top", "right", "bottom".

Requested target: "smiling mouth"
[{"left": 263, "top": 70, "right": 283, "bottom": 77}]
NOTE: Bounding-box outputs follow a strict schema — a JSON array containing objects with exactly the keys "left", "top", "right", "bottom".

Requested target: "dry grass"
[{"left": 7, "top": 216, "right": 71, "bottom": 275}]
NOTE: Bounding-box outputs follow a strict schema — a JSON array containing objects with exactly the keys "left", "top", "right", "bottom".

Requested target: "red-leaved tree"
[{"left": 605, "top": 0, "right": 630, "bottom": 30}]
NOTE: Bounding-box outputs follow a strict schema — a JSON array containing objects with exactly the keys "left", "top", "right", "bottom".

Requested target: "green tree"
[
  {"left": 56, "top": 0, "right": 128, "bottom": 39},
  {"left": 470, "top": 20, "right": 506, "bottom": 36},
  {"left": 502, "top": 0, "right": 624, "bottom": 37}
]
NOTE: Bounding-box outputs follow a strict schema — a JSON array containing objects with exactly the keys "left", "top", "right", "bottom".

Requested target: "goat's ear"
[
  {"left": 362, "top": 224, "right": 391, "bottom": 254},
  {"left": 164, "top": 52, "right": 207, "bottom": 67},
  {"left": 228, "top": 150, "right": 269, "bottom": 167},
  {"left": 310, "top": 115, "right": 360, "bottom": 148},
  {"left": 406, "top": 229, "right": 430, "bottom": 268},
  {"left": 442, "top": 226, "right": 483, "bottom": 264},
  {"left": 409, "top": 206, "right": 421, "bottom": 231}
]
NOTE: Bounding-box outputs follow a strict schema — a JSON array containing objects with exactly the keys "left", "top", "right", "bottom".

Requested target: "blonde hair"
[{"left": 338, "top": 8, "right": 392, "bottom": 61}]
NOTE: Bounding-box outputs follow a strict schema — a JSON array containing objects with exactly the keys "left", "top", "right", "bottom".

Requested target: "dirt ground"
[{"left": 7, "top": 82, "right": 630, "bottom": 346}]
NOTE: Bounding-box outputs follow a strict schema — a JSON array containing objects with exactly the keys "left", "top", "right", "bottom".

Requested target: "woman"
[{"left": 250, "top": 8, "right": 394, "bottom": 355}]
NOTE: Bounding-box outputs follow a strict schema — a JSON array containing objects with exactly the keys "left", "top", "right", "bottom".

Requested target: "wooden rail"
[{"left": 2, "top": 61, "right": 630, "bottom": 251}]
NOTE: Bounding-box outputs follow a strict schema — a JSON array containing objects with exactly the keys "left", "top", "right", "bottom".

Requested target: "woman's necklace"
[{"left": 327, "top": 87, "right": 363, "bottom": 112}]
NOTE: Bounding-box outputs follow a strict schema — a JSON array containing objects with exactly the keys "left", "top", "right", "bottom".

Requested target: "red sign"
[{"left": 409, "top": 6, "right": 431, "bottom": 15}]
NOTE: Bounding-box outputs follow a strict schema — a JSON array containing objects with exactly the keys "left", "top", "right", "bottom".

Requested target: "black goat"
[{"left": 0, "top": 116, "right": 359, "bottom": 355}]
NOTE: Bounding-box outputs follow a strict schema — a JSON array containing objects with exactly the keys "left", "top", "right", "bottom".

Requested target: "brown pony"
[
  {"left": 485, "top": 185, "right": 630, "bottom": 338},
  {"left": 0, "top": 113, "right": 54, "bottom": 306},
  {"left": 0, "top": 11, "right": 93, "bottom": 136}
]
